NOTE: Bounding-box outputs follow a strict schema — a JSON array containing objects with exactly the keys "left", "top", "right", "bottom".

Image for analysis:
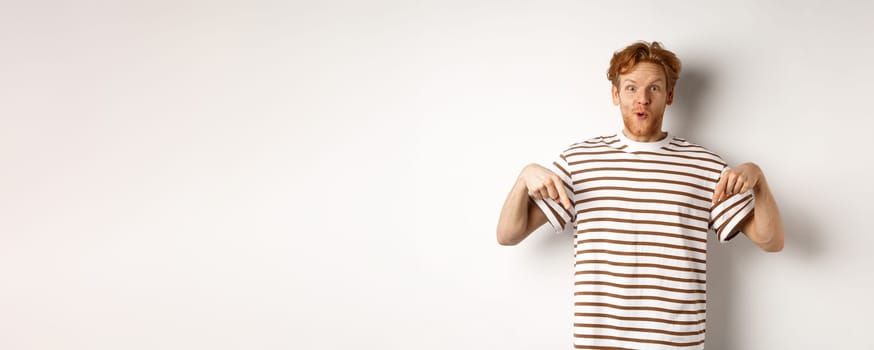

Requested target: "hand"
[
  {"left": 519, "top": 163, "right": 573, "bottom": 210},
  {"left": 712, "top": 162, "right": 763, "bottom": 204}
]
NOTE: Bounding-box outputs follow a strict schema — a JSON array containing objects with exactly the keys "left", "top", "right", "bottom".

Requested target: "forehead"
[{"left": 619, "top": 62, "right": 666, "bottom": 85}]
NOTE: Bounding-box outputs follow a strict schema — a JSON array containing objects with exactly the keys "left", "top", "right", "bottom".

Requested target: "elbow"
[
  {"left": 496, "top": 229, "right": 521, "bottom": 246},
  {"left": 764, "top": 238, "right": 784, "bottom": 252},
  {"left": 498, "top": 232, "right": 519, "bottom": 246},
  {"left": 497, "top": 239, "right": 518, "bottom": 246},
  {"left": 760, "top": 231, "right": 785, "bottom": 253}
]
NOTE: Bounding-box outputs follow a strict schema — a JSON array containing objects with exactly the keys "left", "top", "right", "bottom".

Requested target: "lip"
[{"left": 634, "top": 111, "right": 648, "bottom": 118}]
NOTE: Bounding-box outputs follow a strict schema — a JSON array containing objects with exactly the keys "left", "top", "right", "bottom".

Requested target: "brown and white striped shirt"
[{"left": 532, "top": 132, "right": 754, "bottom": 350}]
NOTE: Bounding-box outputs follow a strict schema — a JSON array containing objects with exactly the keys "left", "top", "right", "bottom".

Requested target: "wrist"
[
  {"left": 517, "top": 163, "right": 537, "bottom": 182},
  {"left": 750, "top": 164, "right": 767, "bottom": 193}
]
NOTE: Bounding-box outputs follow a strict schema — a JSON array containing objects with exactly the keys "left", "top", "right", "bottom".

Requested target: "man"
[{"left": 496, "top": 41, "right": 784, "bottom": 349}]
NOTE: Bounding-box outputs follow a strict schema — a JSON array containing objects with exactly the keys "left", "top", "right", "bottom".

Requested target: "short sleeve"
[
  {"left": 709, "top": 168, "right": 756, "bottom": 242},
  {"left": 530, "top": 154, "right": 577, "bottom": 234}
]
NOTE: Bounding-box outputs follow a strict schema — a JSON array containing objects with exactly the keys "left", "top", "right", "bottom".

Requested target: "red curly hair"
[{"left": 607, "top": 41, "right": 682, "bottom": 91}]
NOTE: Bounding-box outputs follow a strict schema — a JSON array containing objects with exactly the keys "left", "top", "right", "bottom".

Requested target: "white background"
[{"left": 2, "top": 1, "right": 873, "bottom": 349}]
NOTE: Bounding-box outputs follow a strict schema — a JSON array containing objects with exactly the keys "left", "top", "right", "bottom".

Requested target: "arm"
[
  {"left": 496, "top": 163, "right": 572, "bottom": 246},
  {"left": 713, "top": 162, "right": 785, "bottom": 252}
]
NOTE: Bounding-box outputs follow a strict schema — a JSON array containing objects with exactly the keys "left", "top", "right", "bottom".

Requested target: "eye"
[
  {"left": 649, "top": 85, "right": 660, "bottom": 92},
  {"left": 626, "top": 86, "right": 636, "bottom": 92}
]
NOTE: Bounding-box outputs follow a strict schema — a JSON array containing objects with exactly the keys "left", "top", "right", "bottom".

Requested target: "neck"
[{"left": 622, "top": 129, "right": 667, "bottom": 142}]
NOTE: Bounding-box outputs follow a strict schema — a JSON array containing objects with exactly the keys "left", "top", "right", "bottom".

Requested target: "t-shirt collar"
[{"left": 616, "top": 129, "right": 672, "bottom": 152}]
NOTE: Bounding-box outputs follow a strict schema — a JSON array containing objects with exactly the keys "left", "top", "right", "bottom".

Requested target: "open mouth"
[{"left": 635, "top": 112, "right": 647, "bottom": 118}]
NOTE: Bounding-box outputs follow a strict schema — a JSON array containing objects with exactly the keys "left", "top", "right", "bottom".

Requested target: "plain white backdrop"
[{"left": 2, "top": 1, "right": 873, "bottom": 349}]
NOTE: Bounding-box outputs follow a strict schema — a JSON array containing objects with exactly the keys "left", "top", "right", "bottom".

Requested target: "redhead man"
[{"left": 496, "top": 41, "right": 784, "bottom": 349}]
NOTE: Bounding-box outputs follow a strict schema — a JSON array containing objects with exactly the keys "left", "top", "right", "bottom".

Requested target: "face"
[{"left": 611, "top": 62, "right": 674, "bottom": 141}]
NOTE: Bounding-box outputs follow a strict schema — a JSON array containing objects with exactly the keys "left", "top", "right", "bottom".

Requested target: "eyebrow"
[{"left": 623, "top": 78, "right": 665, "bottom": 85}]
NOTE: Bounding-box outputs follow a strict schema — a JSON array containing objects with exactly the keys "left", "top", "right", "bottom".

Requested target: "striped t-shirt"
[{"left": 532, "top": 131, "right": 754, "bottom": 350}]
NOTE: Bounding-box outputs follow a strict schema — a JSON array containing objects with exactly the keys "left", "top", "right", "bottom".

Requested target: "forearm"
[
  {"left": 496, "top": 179, "right": 533, "bottom": 245},
  {"left": 748, "top": 174, "right": 785, "bottom": 252}
]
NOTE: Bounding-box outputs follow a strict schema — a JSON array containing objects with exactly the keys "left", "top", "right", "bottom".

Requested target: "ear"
[
  {"left": 666, "top": 87, "right": 675, "bottom": 105},
  {"left": 611, "top": 85, "right": 620, "bottom": 105}
]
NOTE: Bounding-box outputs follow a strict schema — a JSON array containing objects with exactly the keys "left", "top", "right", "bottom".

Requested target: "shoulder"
[
  {"left": 664, "top": 136, "right": 728, "bottom": 168},
  {"left": 561, "top": 133, "right": 621, "bottom": 154}
]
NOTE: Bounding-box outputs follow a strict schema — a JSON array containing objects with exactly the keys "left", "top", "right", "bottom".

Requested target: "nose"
[{"left": 636, "top": 89, "right": 651, "bottom": 105}]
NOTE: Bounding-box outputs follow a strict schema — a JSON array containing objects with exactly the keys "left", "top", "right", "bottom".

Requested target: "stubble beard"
[{"left": 622, "top": 112, "right": 664, "bottom": 140}]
